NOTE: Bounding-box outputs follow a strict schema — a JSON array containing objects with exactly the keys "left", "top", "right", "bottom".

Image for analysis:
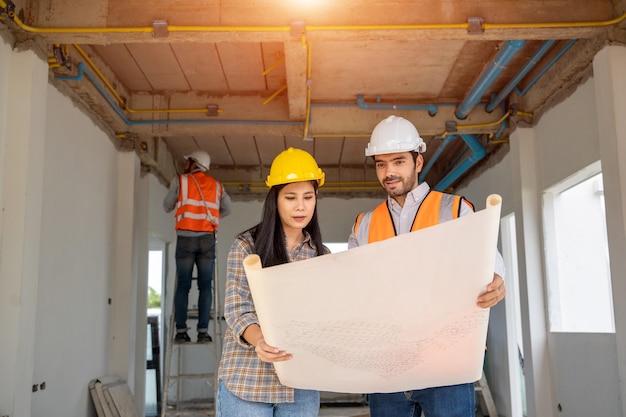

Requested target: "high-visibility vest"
[
  {"left": 353, "top": 191, "right": 472, "bottom": 244},
  {"left": 174, "top": 172, "right": 223, "bottom": 232}
]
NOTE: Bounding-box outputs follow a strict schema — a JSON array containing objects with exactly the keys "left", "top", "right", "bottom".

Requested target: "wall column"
[
  {"left": 108, "top": 151, "right": 149, "bottom": 416},
  {"left": 593, "top": 45, "right": 626, "bottom": 416},
  {"left": 509, "top": 127, "right": 556, "bottom": 417}
]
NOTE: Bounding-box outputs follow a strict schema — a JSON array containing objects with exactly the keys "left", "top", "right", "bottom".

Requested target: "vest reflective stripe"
[
  {"left": 174, "top": 172, "right": 222, "bottom": 232},
  {"left": 353, "top": 191, "right": 464, "bottom": 245}
]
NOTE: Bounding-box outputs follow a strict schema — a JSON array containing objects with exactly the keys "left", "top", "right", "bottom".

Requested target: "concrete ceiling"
[{"left": 2, "top": 0, "right": 626, "bottom": 198}]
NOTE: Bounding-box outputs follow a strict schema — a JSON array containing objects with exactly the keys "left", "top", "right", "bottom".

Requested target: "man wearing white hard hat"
[
  {"left": 164, "top": 150, "right": 232, "bottom": 343},
  {"left": 348, "top": 116, "right": 505, "bottom": 417}
]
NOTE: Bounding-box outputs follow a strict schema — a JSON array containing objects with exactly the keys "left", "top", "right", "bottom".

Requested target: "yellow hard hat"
[{"left": 266, "top": 147, "right": 325, "bottom": 187}]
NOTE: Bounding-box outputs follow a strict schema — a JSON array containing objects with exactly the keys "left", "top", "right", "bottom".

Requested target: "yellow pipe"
[
  {"left": 225, "top": 181, "right": 379, "bottom": 186},
  {"left": 306, "top": 23, "right": 469, "bottom": 31},
  {"left": 1, "top": 0, "right": 624, "bottom": 36},
  {"left": 456, "top": 111, "right": 512, "bottom": 130},
  {"left": 484, "top": 12, "right": 626, "bottom": 29},
  {"left": 262, "top": 56, "right": 285, "bottom": 76},
  {"left": 224, "top": 181, "right": 381, "bottom": 192},
  {"left": 436, "top": 109, "right": 533, "bottom": 138},
  {"left": 263, "top": 84, "right": 287, "bottom": 105},
  {"left": 168, "top": 24, "right": 291, "bottom": 33}
]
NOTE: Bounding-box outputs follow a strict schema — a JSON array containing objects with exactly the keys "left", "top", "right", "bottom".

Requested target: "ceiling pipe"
[
  {"left": 455, "top": 39, "right": 526, "bottom": 119},
  {"left": 419, "top": 134, "right": 457, "bottom": 183},
  {"left": 486, "top": 39, "right": 555, "bottom": 112},
  {"left": 356, "top": 94, "right": 438, "bottom": 116},
  {"left": 434, "top": 134, "right": 486, "bottom": 191},
  {"left": 442, "top": 40, "right": 524, "bottom": 189},
  {"left": 57, "top": 63, "right": 304, "bottom": 127},
  {"left": 515, "top": 39, "right": 578, "bottom": 97}
]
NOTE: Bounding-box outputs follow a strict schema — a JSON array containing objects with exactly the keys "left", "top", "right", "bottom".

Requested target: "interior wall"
[{"left": 534, "top": 80, "right": 601, "bottom": 189}]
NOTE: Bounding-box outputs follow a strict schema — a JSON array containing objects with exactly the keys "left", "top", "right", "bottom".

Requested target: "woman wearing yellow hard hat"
[{"left": 217, "top": 147, "right": 328, "bottom": 417}]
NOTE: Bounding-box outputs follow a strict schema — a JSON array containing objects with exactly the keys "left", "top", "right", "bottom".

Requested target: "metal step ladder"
[
  {"left": 475, "top": 371, "right": 498, "bottom": 417},
  {"left": 161, "top": 249, "right": 223, "bottom": 417}
]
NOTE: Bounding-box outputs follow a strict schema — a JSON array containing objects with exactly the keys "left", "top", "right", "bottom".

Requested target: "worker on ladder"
[{"left": 163, "top": 150, "right": 232, "bottom": 343}]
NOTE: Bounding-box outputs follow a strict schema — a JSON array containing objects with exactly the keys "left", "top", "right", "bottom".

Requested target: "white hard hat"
[
  {"left": 185, "top": 150, "right": 211, "bottom": 171},
  {"left": 365, "top": 115, "right": 427, "bottom": 156}
]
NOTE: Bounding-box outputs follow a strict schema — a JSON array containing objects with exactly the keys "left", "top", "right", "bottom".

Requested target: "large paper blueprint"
[{"left": 244, "top": 194, "right": 502, "bottom": 393}]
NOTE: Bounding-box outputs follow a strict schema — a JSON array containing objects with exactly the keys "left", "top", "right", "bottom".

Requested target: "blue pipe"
[
  {"left": 455, "top": 40, "right": 526, "bottom": 119},
  {"left": 434, "top": 134, "right": 486, "bottom": 191},
  {"left": 57, "top": 63, "right": 304, "bottom": 127},
  {"left": 419, "top": 135, "right": 456, "bottom": 183},
  {"left": 56, "top": 61, "right": 85, "bottom": 81},
  {"left": 357, "top": 94, "right": 438, "bottom": 116},
  {"left": 439, "top": 148, "right": 467, "bottom": 184},
  {"left": 486, "top": 40, "right": 555, "bottom": 112},
  {"left": 516, "top": 39, "right": 578, "bottom": 97}
]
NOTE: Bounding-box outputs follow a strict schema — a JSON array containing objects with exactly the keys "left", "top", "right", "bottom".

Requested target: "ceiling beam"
[
  {"left": 284, "top": 39, "right": 308, "bottom": 120},
  {"left": 10, "top": 27, "right": 611, "bottom": 47}
]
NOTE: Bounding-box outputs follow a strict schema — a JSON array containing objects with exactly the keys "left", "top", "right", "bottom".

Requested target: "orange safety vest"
[
  {"left": 174, "top": 172, "right": 223, "bottom": 232},
  {"left": 353, "top": 191, "right": 472, "bottom": 244}
]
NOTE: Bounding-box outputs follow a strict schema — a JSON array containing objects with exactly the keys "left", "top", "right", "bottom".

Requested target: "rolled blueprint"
[{"left": 244, "top": 194, "right": 502, "bottom": 393}]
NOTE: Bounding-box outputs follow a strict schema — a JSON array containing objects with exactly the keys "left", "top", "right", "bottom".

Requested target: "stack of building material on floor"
[{"left": 89, "top": 376, "right": 139, "bottom": 417}]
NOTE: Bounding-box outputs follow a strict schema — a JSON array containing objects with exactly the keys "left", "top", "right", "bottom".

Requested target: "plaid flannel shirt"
[{"left": 218, "top": 229, "right": 329, "bottom": 403}]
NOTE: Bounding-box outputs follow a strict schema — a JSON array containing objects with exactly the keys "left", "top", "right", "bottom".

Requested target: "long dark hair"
[{"left": 243, "top": 180, "right": 325, "bottom": 267}]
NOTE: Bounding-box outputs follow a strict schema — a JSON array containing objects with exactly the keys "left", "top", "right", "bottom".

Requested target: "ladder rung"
[
  {"left": 164, "top": 401, "right": 215, "bottom": 415},
  {"left": 163, "top": 407, "right": 215, "bottom": 416}
]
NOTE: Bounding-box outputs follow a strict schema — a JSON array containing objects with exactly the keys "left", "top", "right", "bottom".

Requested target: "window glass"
[
  {"left": 324, "top": 242, "right": 349, "bottom": 253},
  {"left": 543, "top": 162, "right": 614, "bottom": 333}
]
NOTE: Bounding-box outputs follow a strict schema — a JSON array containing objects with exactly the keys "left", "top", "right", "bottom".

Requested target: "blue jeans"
[
  {"left": 174, "top": 234, "right": 216, "bottom": 331},
  {"left": 216, "top": 380, "right": 319, "bottom": 417},
  {"left": 369, "top": 383, "right": 475, "bottom": 417}
]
